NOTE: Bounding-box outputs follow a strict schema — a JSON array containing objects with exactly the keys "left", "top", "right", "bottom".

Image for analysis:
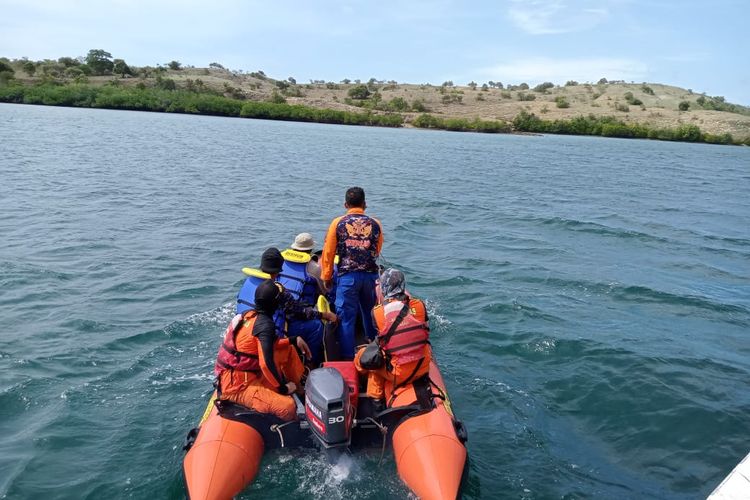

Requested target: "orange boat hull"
[
  {"left": 183, "top": 363, "right": 467, "bottom": 500},
  {"left": 183, "top": 396, "right": 265, "bottom": 500},
  {"left": 390, "top": 362, "right": 468, "bottom": 500}
]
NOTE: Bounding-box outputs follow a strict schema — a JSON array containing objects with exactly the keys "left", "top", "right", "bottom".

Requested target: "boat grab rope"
[
  {"left": 270, "top": 420, "right": 297, "bottom": 448},
  {"left": 361, "top": 416, "right": 389, "bottom": 465}
]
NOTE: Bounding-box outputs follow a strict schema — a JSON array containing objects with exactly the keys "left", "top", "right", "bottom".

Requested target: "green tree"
[
  {"left": 468, "top": 81, "right": 477, "bottom": 90},
  {"left": 168, "top": 60, "right": 182, "bottom": 70},
  {"left": 113, "top": 59, "right": 133, "bottom": 77},
  {"left": 0, "top": 60, "right": 14, "bottom": 74},
  {"left": 22, "top": 61, "right": 36, "bottom": 76},
  {"left": 85, "top": 49, "right": 114, "bottom": 75},
  {"left": 347, "top": 84, "right": 370, "bottom": 99},
  {"left": 387, "top": 97, "right": 409, "bottom": 111},
  {"left": 533, "top": 82, "right": 554, "bottom": 92},
  {"left": 0, "top": 60, "right": 14, "bottom": 85},
  {"left": 156, "top": 75, "right": 176, "bottom": 90},
  {"left": 57, "top": 57, "right": 79, "bottom": 67},
  {"left": 518, "top": 82, "right": 529, "bottom": 90},
  {"left": 269, "top": 91, "right": 286, "bottom": 104},
  {"left": 678, "top": 100, "right": 690, "bottom": 111}
]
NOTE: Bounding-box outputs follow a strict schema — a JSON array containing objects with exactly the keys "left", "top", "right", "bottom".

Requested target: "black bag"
[
  {"left": 358, "top": 300, "right": 410, "bottom": 370},
  {"left": 359, "top": 340, "right": 384, "bottom": 370}
]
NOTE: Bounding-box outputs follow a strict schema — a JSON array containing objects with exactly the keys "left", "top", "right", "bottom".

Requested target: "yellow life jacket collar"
[
  {"left": 281, "top": 248, "right": 311, "bottom": 264},
  {"left": 242, "top": 267, "right": 272, "bottom": 279}
]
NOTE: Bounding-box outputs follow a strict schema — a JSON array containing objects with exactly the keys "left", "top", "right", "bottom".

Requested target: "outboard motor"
[{"left": 304, "top": 367, "right": 354, "bottom": 448}]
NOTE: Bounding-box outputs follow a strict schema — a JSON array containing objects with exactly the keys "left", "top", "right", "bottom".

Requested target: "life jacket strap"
[
  {"left": 384, "top": 339, "right": 429, "bottom": 354},
  {"left": 221, "top": 342, "right": 259, "bottom": 360}
]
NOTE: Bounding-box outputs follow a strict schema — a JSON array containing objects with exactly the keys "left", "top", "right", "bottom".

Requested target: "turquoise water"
[{"left": 1, "top": 103, "right": 749, "bottom": 499}]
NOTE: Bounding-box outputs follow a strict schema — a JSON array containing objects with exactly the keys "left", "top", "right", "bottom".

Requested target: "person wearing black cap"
[
  {"left": 215, "top": 279, "right": 312, "bottom": 421},
  {"left": 235, "top": 248, "right": 337, "bottom": 362}
]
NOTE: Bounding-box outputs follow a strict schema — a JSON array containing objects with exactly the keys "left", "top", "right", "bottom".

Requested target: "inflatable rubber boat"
[{"left": 182, "top": 268, "right": 468, "bottom": 499}]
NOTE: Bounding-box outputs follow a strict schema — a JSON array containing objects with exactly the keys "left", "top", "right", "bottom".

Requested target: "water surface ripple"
[{"left": 1, "top": 104, "right": 749, "bottom": 499}]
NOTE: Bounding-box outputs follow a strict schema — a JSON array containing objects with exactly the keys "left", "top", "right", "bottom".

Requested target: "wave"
[
  {"left": 527, "top": 216, "right": 671, "bottom": 244},
  {"left": 508, "top": 275, "right": 749, "bottom": 317}
]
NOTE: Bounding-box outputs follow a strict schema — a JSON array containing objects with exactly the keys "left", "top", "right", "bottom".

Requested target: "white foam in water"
[
  {"left": 184, "top": 302, "right": 235, "bottom": 328},
  {"left": 329, "top": 453, "right": 355, "bottom": 482},
  {"left": 289, "top": 451, "right": 362, "bottom": 499},
  {"left": 425, "top": 299, "right": 452, "bottom": 328}
]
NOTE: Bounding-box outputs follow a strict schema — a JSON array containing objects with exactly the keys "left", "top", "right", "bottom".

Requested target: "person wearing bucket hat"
[
  {"left": 291, "top": 232, "right": 316, "bottom": 252},
  {"left": 354, "top": 268, "right": 431, "bottom": 408},
  {"left": 275, "top": 233, "right": 330, "bottom": 365},
  {"left": 215, "top": 279, "right": 312, "bottom": 421},
  {"left": 320, "top": 187, "right": 383, "bottom": 360},
  {"left": 288, "top": 233, "right": 323, "bottom": 289}
]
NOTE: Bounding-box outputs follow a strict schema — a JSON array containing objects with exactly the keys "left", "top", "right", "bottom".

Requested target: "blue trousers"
[
  {"left": 287, "top": 319, "right": 324, "bottom": 366},
  {"left": 335, "top": 271, "right": 378, "bottom": 359}
]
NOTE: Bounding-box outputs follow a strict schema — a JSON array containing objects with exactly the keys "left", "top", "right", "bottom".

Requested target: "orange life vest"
[
  {"left": 373, "top": 298, "right": 430, "bottom": 364},
  {"left": 214, "top": 311, "right": 261, "bottom": 376}
]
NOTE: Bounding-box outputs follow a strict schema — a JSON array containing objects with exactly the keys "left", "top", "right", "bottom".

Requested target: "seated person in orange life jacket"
[
  {"left": 215, "top": 279, "right": 312, "bottom": 421},
  {"left": 354, "top": 268, "right": 431, "bottom": 410},
  {"left": 236, "top": 247, "right": 337, "bottom": 366}
]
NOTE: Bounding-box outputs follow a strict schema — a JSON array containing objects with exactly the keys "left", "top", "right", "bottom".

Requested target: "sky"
[{"left": 1, "top": 0, "right": 748, "bottom": 105}]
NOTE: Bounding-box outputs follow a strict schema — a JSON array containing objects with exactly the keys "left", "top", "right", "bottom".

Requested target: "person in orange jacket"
[
  {"left": 354, "top": 268, "right": 431, "bottom": 409},
  {"left": 320, "top": 187, "right": 383, "bottom": 359},
  {"left": 215, "top": 279, "right": 312, "bottom": 421}
]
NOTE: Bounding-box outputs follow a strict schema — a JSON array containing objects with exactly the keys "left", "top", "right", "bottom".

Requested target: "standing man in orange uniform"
[
  {"left": 215, "top": 279, "right": 312, "bottom": 421},
  {"left": 320, "top": 187, "right": 383, "bottom": 360}
]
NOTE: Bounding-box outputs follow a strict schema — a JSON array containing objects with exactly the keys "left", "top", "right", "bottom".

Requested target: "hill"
[{"left": 1, "top": 55, "right": 749, "bottom": 144}]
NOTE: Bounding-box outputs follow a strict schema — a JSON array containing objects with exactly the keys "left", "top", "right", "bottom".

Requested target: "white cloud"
[
  {"left": 508, "top": 0, "right": 610, "bottom": 35},
  {"left": 482, "top": 57, "right": 648, "bottom": 84}
]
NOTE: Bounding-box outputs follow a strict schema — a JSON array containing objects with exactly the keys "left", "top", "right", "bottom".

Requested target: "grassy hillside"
[{"left": 1, "top": 55, "right": 749, "bottom": 144}]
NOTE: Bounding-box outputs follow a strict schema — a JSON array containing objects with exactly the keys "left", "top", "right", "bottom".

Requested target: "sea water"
[{"left": 1, "top": 103, "right": 749, "bottom": 499}]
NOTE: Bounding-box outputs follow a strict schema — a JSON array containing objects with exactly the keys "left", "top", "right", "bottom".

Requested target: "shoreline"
[{"left": 0, "top": 83, "right": 745, "bottom": 146}]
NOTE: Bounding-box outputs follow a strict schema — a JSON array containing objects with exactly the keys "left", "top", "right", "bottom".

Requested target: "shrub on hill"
[
  {"left": 555, "top": 96, "right": 570, "bottom": 108},
  {"left": 411, "top": 99, "right": 427, "bottom": 112},
  {"left": 678, "top": 101, "right": 690, "bottom": 111},
  {"left": 348, "top": 84, "right": 370, "bottom": 99},
  {"left": 624, "top": 92, "right": 642, "bottom": 106},
  {"left": 387, "top": 97, "right": 409, "bottom": 111},
  {"left": 533, "top": 82, "right": 554, "bottom": 92}
]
